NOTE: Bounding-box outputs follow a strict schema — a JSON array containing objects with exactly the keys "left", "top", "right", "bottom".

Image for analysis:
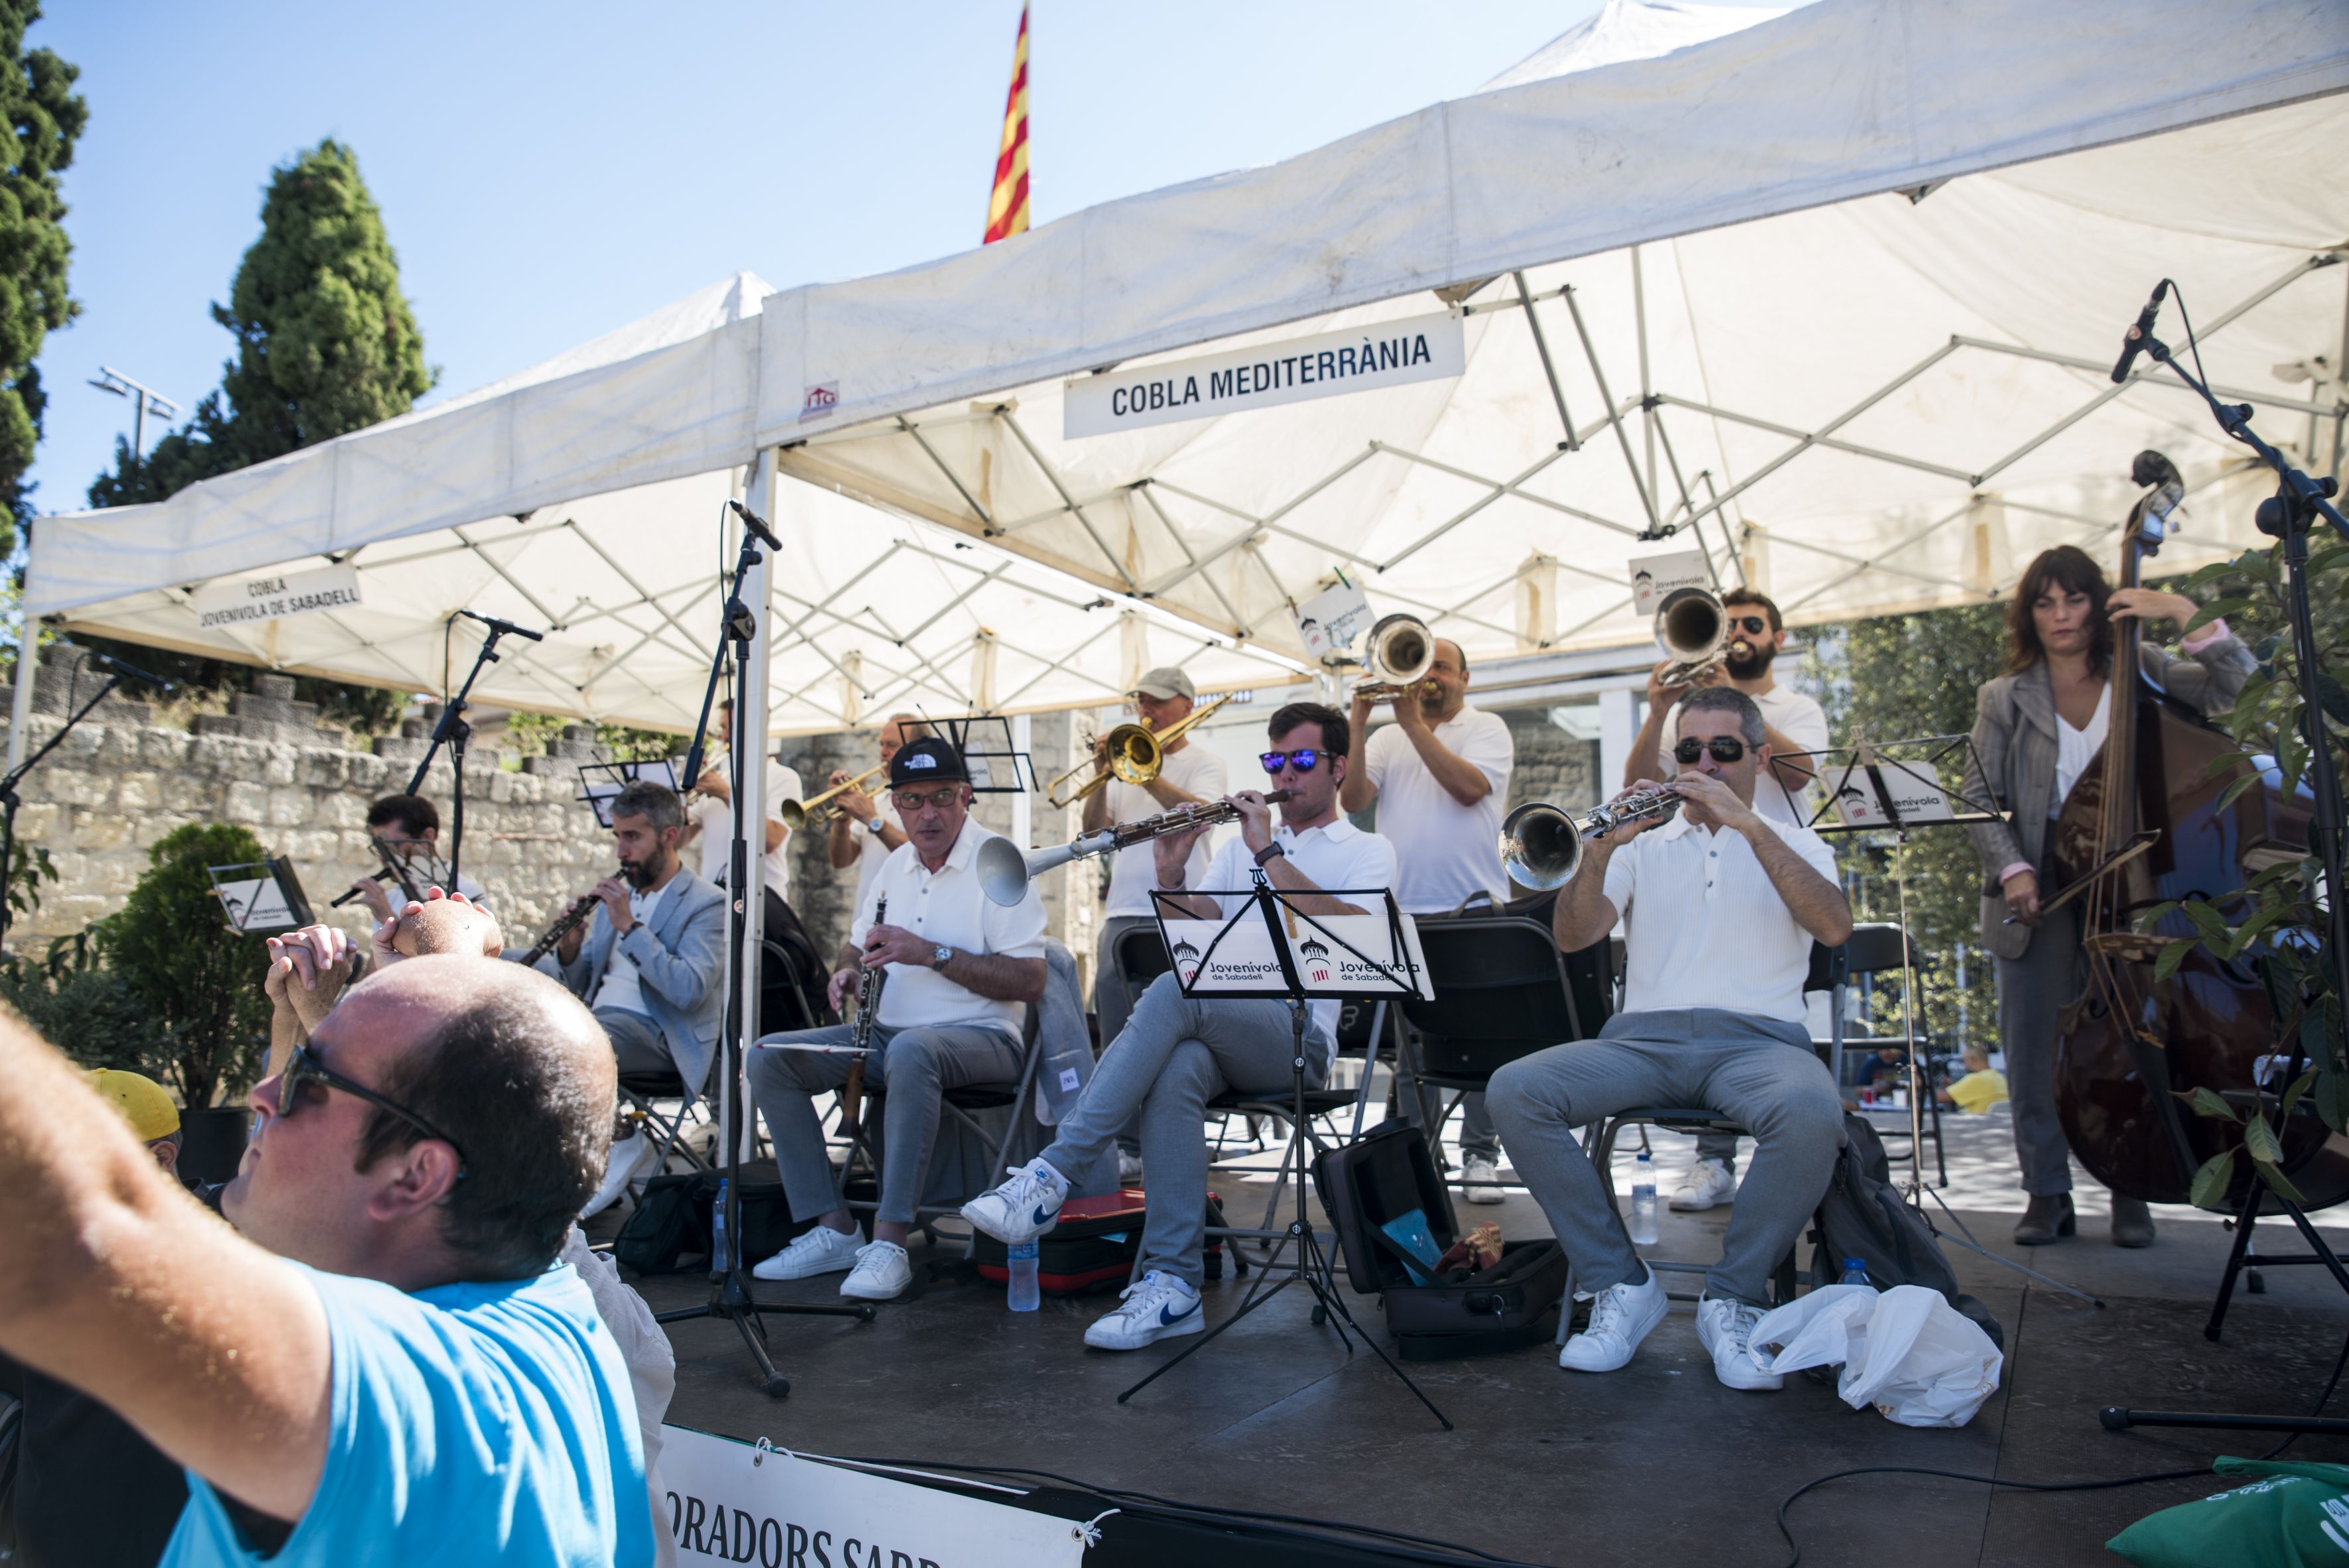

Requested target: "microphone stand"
[
  {"left": 0, "top": 667, "right": 124, "bottom": 948},
  {"left": 652, "top": 505, "right": 872, "bottom": 1399},
  {"left": 406, "top": 621, "right": 522, "bottom": 891}
]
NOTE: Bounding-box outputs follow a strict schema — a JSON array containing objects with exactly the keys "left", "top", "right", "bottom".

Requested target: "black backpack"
[{"left": 1810, "top": 1115, "right": 2004, "bottom": 1350}]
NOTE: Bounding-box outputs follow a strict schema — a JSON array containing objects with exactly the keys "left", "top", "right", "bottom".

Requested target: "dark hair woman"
[{"left": 1960, "top": 544, "right": 2254, "bottom": 1248}]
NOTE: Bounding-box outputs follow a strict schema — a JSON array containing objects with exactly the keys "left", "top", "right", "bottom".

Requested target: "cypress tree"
[{"left": 0, "top": 1, "right": 84, "bottom": 551}]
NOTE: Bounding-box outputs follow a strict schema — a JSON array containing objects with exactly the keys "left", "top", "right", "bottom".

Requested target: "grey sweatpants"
[
  {"left": 1486, "top": 1008, "right": 1843, "bottom": 1306},
  {"left": 1093, "top": 915, "right": 1161, "bottom": 1159},
  {"left": 1040, "top": 971, "right": 1327, "bottom": 1289},
  {"left": 747, "top": 1022, "right": 1024, "bottom": 1227}
]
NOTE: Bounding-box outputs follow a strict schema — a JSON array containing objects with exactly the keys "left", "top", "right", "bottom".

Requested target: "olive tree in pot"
[{"left": 93, "top": 823, "right": 276, "bottom": 1180}]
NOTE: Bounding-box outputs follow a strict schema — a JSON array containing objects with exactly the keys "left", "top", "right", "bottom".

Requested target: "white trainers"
[
  {"left": 1670, "top": 1158, "right": 1737, "bottom": 1212},
  {"left": 1459, "top": 1153, "right": 1506, "bottom": 1205},
  {"left": 1696, "top": 1296, "right": 1784, "bottom": 1391},
  {"left": 1559, "top": 1265, "right": 1667, "bottom": 1373},
  {"left": 841, "top": 1240, "right": 914, "bottom": 1301},
  {"left": 960, "top": 1158, "right": 1069, "bottom": 1244},
  {"left": 579, "top": 1130, "right": 656, "bottom": 1220},
  {"left": 751, "top": 1223, "right": 863, "bottom": 1282},
  {"left": 1083, "top": 1270, "right": 1205, "bottom": 1351}
]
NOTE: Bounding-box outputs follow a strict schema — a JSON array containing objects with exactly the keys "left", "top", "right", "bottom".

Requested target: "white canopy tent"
[{"left": 23, "top": 0, "right": 2349, "bottom": 753}]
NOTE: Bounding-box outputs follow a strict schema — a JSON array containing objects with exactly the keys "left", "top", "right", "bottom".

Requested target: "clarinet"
[
  {"left": 839, "top": 895, "right": 887, "bottom": 1139},
  {"left": 519, "top": 879, "right": 609, "bottom": 966}
]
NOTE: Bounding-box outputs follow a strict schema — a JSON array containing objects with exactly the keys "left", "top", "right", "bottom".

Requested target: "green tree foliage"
[
  {"left": 0, "top": 935, "right": 172, "bottom": 1077},
  {"left": 91, "top": 822, "right": 274, "bottom": 1109},
  {"left": 0, "top": 2, "right": 85, "bottom": 549},
  {"left": 82, "top": 138, "right": 432, "bottom": 733}
]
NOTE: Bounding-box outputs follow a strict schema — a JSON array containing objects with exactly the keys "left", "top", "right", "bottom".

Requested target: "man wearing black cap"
[{"left": 745, "top": 738, "right": 1048, "bottom": 1301}]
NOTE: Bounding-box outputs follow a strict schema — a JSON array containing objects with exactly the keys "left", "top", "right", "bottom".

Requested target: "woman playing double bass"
[{"left": 1962, "top": 542, "right": 2254, "bottom": 1248}]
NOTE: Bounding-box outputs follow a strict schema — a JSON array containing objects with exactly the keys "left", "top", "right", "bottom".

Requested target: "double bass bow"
[{"left": 2049, "top": 485, "right": 2345, "bottom": 1208}]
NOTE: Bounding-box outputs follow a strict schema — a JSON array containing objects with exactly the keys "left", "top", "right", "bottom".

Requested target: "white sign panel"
[
  {"left": 190, "top": 562, "right": 362, "bottom": 631},
  {"left": 1628, "top": 550, "right": 1710, "bottom": 618},
  {"left": 211, "top": 872, "right": 297, "bottom": 934},
  {"left": 1160, "top": 907, "right": 1431, "bottom": 998},
  {"left": 1065, "top": 310, "right": 1465, "bottom": 439},
  {"left": 1825, "top": 760, "right": 1955, "bottom": 827},
  {"left": 658, "top": 1425, "right": 1089, "bottom": 1568},
  {"left": 1292, "top": 579, "right": 1371, "bottom": 668}
]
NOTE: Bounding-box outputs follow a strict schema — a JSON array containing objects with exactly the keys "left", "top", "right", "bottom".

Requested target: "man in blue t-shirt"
[{"left": 0, "top": 945, "right": 654, "bottom": 1567}]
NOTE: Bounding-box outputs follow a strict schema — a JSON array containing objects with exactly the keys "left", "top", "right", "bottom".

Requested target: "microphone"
[
  {"left": 2110, "top": 280, "right": 2171, "bottom": 383},
  {"left": 82, "top": 648, "right": 169, "bottom": 687},
  {"left": 727, "top": 499, "right": 782, "bottom": 551},
  {"left": 455, "top": 609, "right": 544, "bottom": 642}
]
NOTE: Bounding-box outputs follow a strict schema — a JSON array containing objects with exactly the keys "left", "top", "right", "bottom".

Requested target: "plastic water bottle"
[
  {"left": 1008, "top": 1240, "right": 1041, "bottom": 1311},
  {"left": 709, "top": 1178, "right": 730, "bottom": 1279},
  {"left": 1628, "top": 1152, "right": 1660, "bottom": 1245},
  {"left": 1842, "top": 1256, "right": 1874, "bottom": 1290}
]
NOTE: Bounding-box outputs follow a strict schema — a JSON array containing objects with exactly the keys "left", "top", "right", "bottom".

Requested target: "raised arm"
[
  {"left": 1622, "top": 663, "right": 1693, "bottom": 792},
  {"left": 0, "top": 1016, "right": 333, "bottom": 1523}
]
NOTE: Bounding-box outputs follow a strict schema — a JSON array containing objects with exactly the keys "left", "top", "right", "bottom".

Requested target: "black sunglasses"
[
  {"left": 1728, "top": 615, "right": 1773, "bottom": 636},
  {"left": 1260, "top": 749, "right": 1322, "bottom": 774},
  {"left": 279, "top": 1043, "right": 470, "bottom": 1177},
  {"left": 1674, "top": 737, "right": 1749, "bottom": 765}
]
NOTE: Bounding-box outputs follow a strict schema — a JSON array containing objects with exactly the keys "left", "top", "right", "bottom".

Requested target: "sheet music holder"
[
  {"left": 575, "top": 758, "right": 684, "bottom": 827},
  {"left": 1772, "top": 734, "right": 2005, "bottom": 835},
  {"left": 932, "top": 715, "right": 1038, "bottom": 795},
  {"left": 208, "top": 857, "right": 316, "bottom": 934}
]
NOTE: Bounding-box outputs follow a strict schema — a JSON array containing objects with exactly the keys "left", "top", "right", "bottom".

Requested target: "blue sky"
[{"left": 26, "top": 2, "right": 1803, "bottom": 515}]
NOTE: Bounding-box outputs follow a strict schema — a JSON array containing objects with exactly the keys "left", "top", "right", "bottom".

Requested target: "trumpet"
[
  {"left": 1653, "top": 587, "right": 1730, "bottom": 688},
  {"left": 1044, "top": 692, "right": 1233, "bottom": 810},
  {"left": 978, "top": 789, "right": 1294, "bottom": 906},
  {"left": 1350, "top": 613, "right": 1435, "bottom": 702},
  {"left": 778, "top": 764, "right": 886, "bottom": 831},
  {"left": 1498, "top": 788, "right": 1684, "bottom": 890}
]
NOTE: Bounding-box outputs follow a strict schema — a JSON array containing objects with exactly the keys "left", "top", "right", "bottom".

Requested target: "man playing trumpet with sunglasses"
[{"left": 1488, "top": 686, "right": 1851, "bottom": 1392}]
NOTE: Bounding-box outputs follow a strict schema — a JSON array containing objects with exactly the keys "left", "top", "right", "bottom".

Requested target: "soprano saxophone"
[
  {"left": 519, "top": 874, "right": 613, "bottom": 966},
  {"left": 839, "top": 894, "right": 888, "bottom": 1140}
]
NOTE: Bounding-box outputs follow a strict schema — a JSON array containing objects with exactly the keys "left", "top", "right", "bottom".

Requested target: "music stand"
[
  {"left": 932, "top": 715, "right": 1038, "bottom": 795},
  {"left": 575, "top": 758, "right": 684, "bottom": 828},
  {"left": 1118, "top": 874, "right": 1453, "bottom": 1429},
  {"left": 208, "top": 858, "right": 315, "bottom": 934}
]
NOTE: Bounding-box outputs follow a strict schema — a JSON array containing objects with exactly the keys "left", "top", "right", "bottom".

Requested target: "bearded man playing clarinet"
[
  {"left": 965, "top": 701, "right": 1398, "bottom": 1353},
  {"left": 1486, "top": 686, "right": 1852, "bottom": 1392}
]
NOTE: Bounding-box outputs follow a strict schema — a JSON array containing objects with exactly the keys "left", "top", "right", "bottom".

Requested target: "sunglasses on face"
[
  {"left": 891, "top": 787, "right": 963, "bottom": 812},
  {"left": 278, "top": 1043, "right": 470, "bottom": 1177},
  {"left": 1674, "top": 737, "right": 1749, "bottom": 765},
  {"left": 1728, "top": 616, "right": 1773, "bottom": 637},
  {"left": 1260, "top": 749, "right": 1321, "bottom": 775}
]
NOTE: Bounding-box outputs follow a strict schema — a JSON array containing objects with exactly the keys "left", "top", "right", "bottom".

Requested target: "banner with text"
[
  {"left": 1064, "top": 311, "right": 1464, "bottom": 439},
  {"left": 189, "top": 562, "right": 363, "bottom": 632},
  {"left": 1155, "top": 902, "right": 1430, "bottom": 999}
]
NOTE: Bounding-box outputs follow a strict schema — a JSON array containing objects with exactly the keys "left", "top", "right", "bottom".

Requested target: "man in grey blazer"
[{"left": 550, "top": 779, "right": 728, "bottom": 1217}]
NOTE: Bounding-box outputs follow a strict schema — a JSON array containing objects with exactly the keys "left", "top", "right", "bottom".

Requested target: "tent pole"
[
  {"left": 1633, "top": 245, "right": 1657, "bottom": 513},
  {"left": 1510, "top": 271, "right": 1581, "bottom": 452},
  {"left": 737, "top": 448, "right": 776, "bottom": 1152},
  {"left": 1559, "top": 284, "right": 1663, "bottom": 536}
]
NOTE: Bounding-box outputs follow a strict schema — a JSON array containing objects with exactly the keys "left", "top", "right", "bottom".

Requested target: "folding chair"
[{"left": 1835, "top": 922, "right": 1947, "bottom": 1185}]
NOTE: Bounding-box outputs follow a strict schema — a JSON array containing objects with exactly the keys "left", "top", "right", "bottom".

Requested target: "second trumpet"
[
  {"left": 1498, "top": 788, "right": 1683, "bottom": 890},
  {"left": 977, "top": 790, "right": 1294, "bottom": 906}
]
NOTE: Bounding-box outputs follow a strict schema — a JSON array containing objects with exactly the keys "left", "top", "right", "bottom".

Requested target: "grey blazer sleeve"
[
  {"left": 557, "top": 910, "right": 604, "bottom": 998},
  {"left": 623, "top": 888, "right": 725, "bottom": 1016},
  {"left": 2141, "top": 633, "right": 2256, "bottom": 716},
  {"left": 1964, "top": 681, "right": 2025, "bottom": 880}
]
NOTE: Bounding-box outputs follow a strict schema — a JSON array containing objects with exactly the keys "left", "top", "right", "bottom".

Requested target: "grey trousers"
[
  {"left": 1094, "top": 916, "right": 1161, "bottom": 1158},
  {"left": 747, "top": 1022, "right": 1024, "bottom": 1227},
  {"left": 1994, "top": 896, "right": 2084, "bottom": 1197},
  {"left": 1042, "top": 971, "right": 1327, "bottom": 1289},
  {"left": 1486, "top": 1008, "right": 1844, "bottom": 1306}
]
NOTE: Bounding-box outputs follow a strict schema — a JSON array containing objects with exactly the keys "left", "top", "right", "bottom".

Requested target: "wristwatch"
[
  {"left": 865, "top": 815, "right": 888, "bottom": 837},
  {"left": 931, "top": 943, "right": 953, "bottom": 971}
]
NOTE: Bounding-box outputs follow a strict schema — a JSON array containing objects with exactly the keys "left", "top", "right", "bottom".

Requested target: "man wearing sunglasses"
[
  {"left": 964, "top": 701, "right": 1398, "bottom": 1352},
  {"left": 0, "top": 955, "right": 654, "bottom": 1566},
  {"left": 1488, "top": 686, "right": 1851, "bottom": 1393},
  {"left": 1624, "top": 587, "right": 1831, "bottom": 1215},
  {"left": 746, "top": 737, "right": 1048, "bottom": 1302}
]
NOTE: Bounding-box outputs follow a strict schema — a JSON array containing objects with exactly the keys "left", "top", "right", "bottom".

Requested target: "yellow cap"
[{"left": 86, "top": 1069, "right": 181, "bottom": 1142}]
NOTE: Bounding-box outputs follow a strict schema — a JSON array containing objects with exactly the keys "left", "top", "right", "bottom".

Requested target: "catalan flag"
[{"left": 983, "top": 3, "right": 1030, "bottom": 245}]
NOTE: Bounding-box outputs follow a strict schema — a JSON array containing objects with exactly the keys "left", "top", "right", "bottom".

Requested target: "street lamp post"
[{"left": 87, "top": 366, "right": 180, "bottom": 457}]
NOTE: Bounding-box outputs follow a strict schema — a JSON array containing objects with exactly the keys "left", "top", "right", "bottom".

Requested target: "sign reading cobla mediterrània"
[
  {"left": 189, "top": 563, "right": 363, "bottom": 631},
  {"left": 1064, "top": 310, "right": 1465, "bottom": 439}
]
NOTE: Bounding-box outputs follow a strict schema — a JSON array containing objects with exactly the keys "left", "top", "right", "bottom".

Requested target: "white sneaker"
[
  {"left": 1696, "top": 1296, "right": 1784, "bottom": 1391},
  {"left": 1559, "top": 1266, "right": 1667, "bottom": 1373},
  {"left": 1117, "top": 1150, "right": 1145, "bottom": 1186},
  {"left": 579, "top": 1130, "right": 656, "bottom": 1220},
  {"left": 751, "top": 1223, "right": 863, "bottom": 1282},
  {"left": 1670, "top": 1158, "right": 1737, "bottom": 1212},
  {"left": 1083, "top": 1270, "right": 1205, "bottom": 1351},
  {"left": 960, "top": 1158, "right": 1069, "bottom": 1244},
  {"left": 841, "top": 1240, "right": 913, "bottom": 1301},
  {"left": 1460, "top": 1153, "right": 1506, "bottom": 1205}
]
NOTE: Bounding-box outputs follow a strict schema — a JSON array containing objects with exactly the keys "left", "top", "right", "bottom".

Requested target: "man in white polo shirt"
[
  {"left": 1488, "top": 686, "right": 1851, "bottom": 1392},
  {"left": 1339, "top": 636, "right": 1515, "bottom": 1205},
  {"left": 745, "top": 738, "right": 1046, "bottom": 1302},
  {"left": 964, "top": 701, "right": 1398, "bottom": 1353},
  {"left": 684, "top": 697, "right": 802, "bottom": 902},
  {"left": 1622, "top": 588, "right": 1831, "bottom": 1214},
  {"left": 825, "top": 713, "right": 928, "bottom": 915}
]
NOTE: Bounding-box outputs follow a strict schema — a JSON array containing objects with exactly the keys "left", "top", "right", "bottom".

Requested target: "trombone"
[
  {"left": 777, "top": 764, "right": 886, "bottom": 831},
  {"left": 1349, "top": 613, "right": 1436, "bottom": 702},
  {"left": 1044, "top": 692, "right": 1233, "bottom": 810},
  {"left": 979, "top": 790, "right": 1292, "bottom": 906},
  {"left": 1497, "top": 788, "right": 1683, "bottom": 890}
]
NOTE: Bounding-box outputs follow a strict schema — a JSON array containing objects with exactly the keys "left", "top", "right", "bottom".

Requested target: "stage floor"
[{"left": 618, "top": 1112, "right": 2349, "bottom": 1567}]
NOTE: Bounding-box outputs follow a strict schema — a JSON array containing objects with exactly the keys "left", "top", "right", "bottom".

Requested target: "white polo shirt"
[
  {"left": 853, "top": 818, "right": 1048, "bottom": 1039},
  {"left": 1660, "top": 684, "right": 1829, "bottom": 829},
  {"left": 1189, "top": 816, "right": 1400, "bottom": 1061},
  {"left": 1601, "top": 809, "right": 1838, "bottom": 1023},
  {"left": 589, "top": 880, "right": 671, "bottom": 1019},
  {"left": 690, "top": 758, "right": 802, "bottom": 900},
  {"left": 1103, "top": 742, "right": 1230, "bottom": 920},
  {"left": 1363, "top": 705, "right": 1514, "bottom": 914}
]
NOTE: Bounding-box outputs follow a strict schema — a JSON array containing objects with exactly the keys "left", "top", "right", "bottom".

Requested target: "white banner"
[
  {"left": 1627, "top": 549, "right": 1710, "bottom": 618},
  {"left": 658, "top": 1426, "right": 1091, "bottom": 1568},
  {"left": 1064, "top": 310, "right": 1464, "bottom": 439},
  {"left": 1158, "top": 905, "right": 1429, "bottom": 998},
  {"left": 188, "top": 562, "right": 362, "bottom": 631}
]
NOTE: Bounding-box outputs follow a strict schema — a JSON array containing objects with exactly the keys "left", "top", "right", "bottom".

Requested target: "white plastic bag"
[
  {"left": 1748, "top": 1283, "right": 2003, "bottom": 1429},
  {"left": 563, "top": 1225, "right": 680, "bottom": 1568}
]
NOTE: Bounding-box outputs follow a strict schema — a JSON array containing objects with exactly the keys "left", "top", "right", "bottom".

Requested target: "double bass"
[{"left": 2049, "top": 490, "right": 2348, "bottom": 1207}]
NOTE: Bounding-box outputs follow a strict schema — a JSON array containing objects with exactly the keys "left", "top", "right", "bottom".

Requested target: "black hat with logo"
[{"left": 888, "top": 736, "right": 970, "bottom": 788}]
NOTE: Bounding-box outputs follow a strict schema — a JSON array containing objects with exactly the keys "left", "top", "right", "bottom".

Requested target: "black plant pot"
[{"left": 178, "top": 1105, "right": 254, "bottom": 1185}]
